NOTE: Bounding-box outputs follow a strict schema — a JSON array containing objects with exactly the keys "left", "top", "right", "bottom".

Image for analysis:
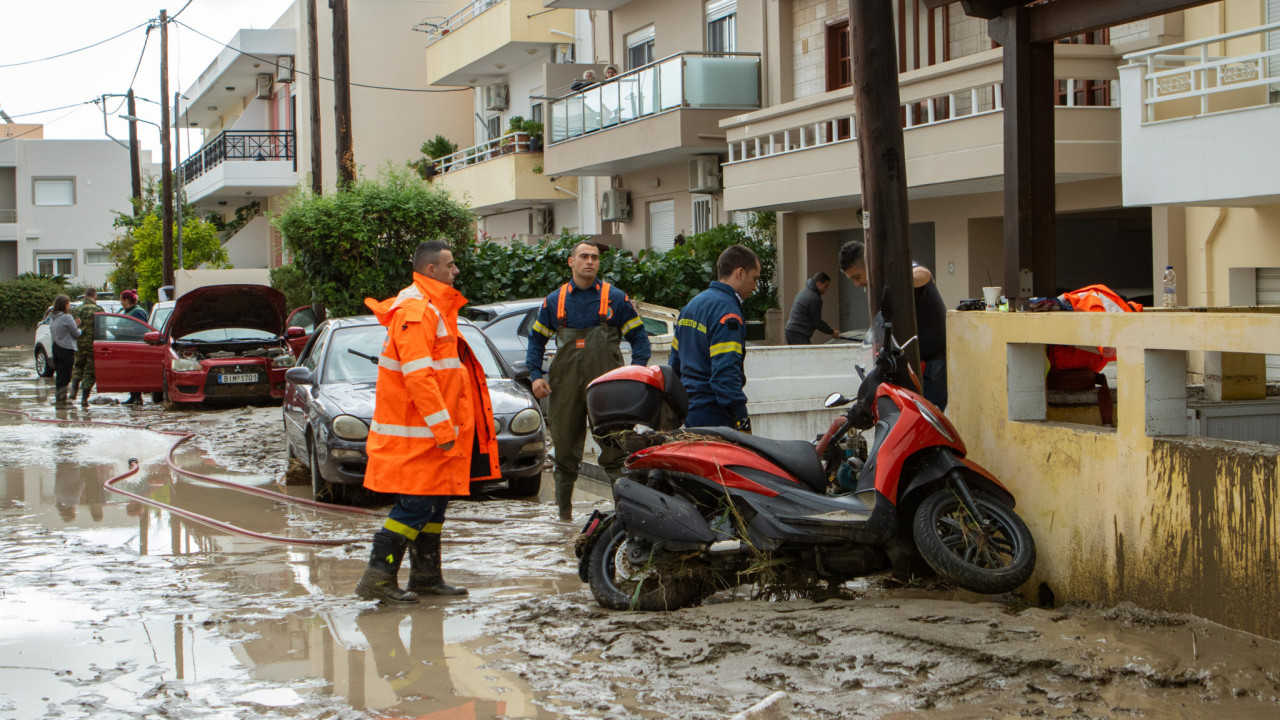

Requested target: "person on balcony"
[
  {"left": 570, "top": 70, "right": 598, "bottom": 92},
  {"left": 603, "top": 65, "right": 619, "bottom": 80}
]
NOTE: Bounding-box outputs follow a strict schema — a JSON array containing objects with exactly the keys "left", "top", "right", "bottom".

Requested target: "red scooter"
[{"left": 576, "top": 297, "right": 1035, "bottom": 611}]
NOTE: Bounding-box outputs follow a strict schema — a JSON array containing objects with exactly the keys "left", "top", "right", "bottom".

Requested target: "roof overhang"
[{"left": 178, "top": 29, "right": 295, "bottom": 130}]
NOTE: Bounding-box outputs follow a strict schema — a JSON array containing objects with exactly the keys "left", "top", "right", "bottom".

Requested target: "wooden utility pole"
[
  {"left": 850, "top": 0, "right": 919, "bottom": 374},
  {"left": 330, "top": 0, "right": 355, "bottom": 187},
  {"left": 998, "top": 4, "right": 1056, "bottom": 303},
  {"left": 159, "top": 9, "right": 175, "bottom": 289},
  {"left": 308, "top": 0, "right": 323, "bottom": 194},
  {"left": 126, "top": 89, "right": 142, "bottom": 215},
  {"left": 174, "top": 91, "right": 184, "bottom": 270}
]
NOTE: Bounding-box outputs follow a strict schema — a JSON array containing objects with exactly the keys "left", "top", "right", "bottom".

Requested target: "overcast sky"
[{"left": 1, "top": 0, "right": 296, "bottom": 155}]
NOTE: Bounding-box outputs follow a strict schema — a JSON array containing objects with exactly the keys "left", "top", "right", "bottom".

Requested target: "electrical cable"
[
  {"left": 1, "top": 99, "right": 100, "bottom": 120},
  {"left": 0, "top": 21, "right": 151, "bottom": 69},
  {"left": 174, "top": 20, "right": 470, "bottom": 93}
]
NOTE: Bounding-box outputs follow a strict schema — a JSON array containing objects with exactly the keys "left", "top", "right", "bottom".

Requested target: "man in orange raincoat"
[{"left": 355, "top": 240, "right": 500, "bottom": 604}]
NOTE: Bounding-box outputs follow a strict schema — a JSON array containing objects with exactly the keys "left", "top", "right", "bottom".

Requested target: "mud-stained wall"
[{"left": 948, "top": 309, "right": 1280, "bottom": 640}]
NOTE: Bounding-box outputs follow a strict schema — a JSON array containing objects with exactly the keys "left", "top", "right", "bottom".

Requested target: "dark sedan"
[{"left": 282, "top": 315, "right": 546, "bottom": 502}]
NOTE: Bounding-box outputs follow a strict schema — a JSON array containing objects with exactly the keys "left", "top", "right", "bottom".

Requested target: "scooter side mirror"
[
  {"left": 825, "top": 392, "right": 852, "bottom": 408},
  {"left": 855, "top": 365, "right": 866, "bottom": 381}
]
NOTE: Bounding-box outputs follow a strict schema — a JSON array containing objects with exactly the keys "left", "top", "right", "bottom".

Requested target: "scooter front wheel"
[
  {"left": 587, "top": 520, "right": 711, "bottom": 611},
  {"left": 913, "top": 487, "right": 1036, "bottom": 594}
]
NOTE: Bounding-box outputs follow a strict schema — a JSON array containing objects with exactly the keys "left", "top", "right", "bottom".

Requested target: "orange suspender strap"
[
  {"left": 555, "top": 283, "right": 571, "bottom": 323},
  {"left": 599, "top": 282, "right": 611, "bottom": 323}
]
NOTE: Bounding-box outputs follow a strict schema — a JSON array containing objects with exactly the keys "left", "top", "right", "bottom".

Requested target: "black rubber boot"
[
  {"left": 407, "top": 532, "right": 467, "bottom": 596},
  {"left": 355, "top": 531, "right": 419, "bottom": 604},
  {"left": 55, "top": 387, "right": 69, "bottom": 407},
  {"left": 70, "top": 378, "right": 79, "bottom": 398},
  {"left": 80, "top": 386, "right": 91, "bottom": 407},
  {"left": 126, "top": 393, "right": 143, "bottom": 405}
]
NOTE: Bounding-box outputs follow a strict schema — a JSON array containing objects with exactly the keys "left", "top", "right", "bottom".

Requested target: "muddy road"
[{"left": 1, "top": 346, "right": 1278, "bottom": 719}]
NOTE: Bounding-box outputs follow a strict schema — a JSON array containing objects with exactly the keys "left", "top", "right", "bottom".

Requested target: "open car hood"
[{"left": 168, "top": 284, "right": 288, "bottom": 340}]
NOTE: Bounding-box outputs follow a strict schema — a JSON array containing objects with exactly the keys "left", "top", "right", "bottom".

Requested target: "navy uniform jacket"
[
  {"left": 525, "top": 278, "right": 651, "bottom": 380},
  {"left": 670, "top": 281, "right": 748, "bottom": 421}
]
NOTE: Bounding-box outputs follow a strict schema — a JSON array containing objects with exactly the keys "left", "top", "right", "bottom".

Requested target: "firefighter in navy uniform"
[
  {"left": 670, "top": 245, "right": 761, "bottom": 430},
  {"left": 527, "top": 240, "right": 650, "bottom": 522}
]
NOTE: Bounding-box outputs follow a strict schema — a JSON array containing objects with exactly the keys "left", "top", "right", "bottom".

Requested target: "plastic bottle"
[{"left": 1162, "top": 266, "right": 1177, "bottom": 308}]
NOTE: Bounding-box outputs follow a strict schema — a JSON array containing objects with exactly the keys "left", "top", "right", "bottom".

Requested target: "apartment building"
[
  {"left": 177, "top": 0, "right": 474, "bottom": 268},
  {"left": 422, "top": 0, "right": 584, "bottom": 242},
  {"left": 1, "top": 126, "right": 153, "bottom": 287}
]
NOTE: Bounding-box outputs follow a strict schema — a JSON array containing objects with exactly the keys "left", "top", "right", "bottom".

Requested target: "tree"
[
  {"left": 131, "top": 214, "right": 230, "bottom": 303},
  {"left": 273, "top": 166, "right": 474, "bottom": 316},
  {"left": 104, "top": 173, "right": 205, "bottom": 294}
]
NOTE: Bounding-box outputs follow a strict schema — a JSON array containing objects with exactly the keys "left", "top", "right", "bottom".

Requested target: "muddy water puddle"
[{"left": 3, "top": 347, "right": 1280, "bottom": 719}]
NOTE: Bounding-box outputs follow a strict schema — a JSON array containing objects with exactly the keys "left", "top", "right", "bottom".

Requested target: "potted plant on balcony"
[
  {"left": 524, "top": 121, "right": 544, "bottom": 152},
  {"left": 409, "top": 134, "right": 459, "bottom": 179}
]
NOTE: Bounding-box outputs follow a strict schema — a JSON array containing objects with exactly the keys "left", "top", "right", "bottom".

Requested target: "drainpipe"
[{"left": 1202, "top": 207, "right": 1227, "bottom": 307}]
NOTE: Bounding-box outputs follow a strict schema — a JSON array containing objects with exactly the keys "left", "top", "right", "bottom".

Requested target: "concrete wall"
[{"left": 949, "top": 307, "right": 1280, "bottom": 640}]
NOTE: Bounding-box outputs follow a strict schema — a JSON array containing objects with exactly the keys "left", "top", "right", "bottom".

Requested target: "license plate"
[{"left": 218, "top": 373, "right": 258, "bottom": 384}]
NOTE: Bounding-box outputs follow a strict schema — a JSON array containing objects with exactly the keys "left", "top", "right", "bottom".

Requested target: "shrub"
[
  {"left": 0, "top": 275, "right": 67, "bottom": 330},
  {"left": 269, "top": 263, "right": 316, "bottom": 312}
]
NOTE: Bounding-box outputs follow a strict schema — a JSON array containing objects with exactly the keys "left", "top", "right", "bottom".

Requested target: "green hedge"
[
  {"left": 454, "top": 224, "right": 777, "bottom": 320},
  {"left": 0, "top": 275, "right": 67, "bottom": 331}
]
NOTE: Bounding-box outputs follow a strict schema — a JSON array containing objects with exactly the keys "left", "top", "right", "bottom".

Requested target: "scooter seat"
[{"left": 685, "top": 427, "right": 828, "bottom": 493}]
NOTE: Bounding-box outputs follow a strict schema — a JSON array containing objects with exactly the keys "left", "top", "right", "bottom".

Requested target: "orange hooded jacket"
[
  {"left": 1046, "top": 284, "right": 1143, "bottom": 374},
  {"left": 362, "top": 273, "right": 499, "bottom": 495}
]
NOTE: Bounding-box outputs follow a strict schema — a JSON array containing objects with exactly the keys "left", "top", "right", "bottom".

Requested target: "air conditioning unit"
[
  {"left": 688, "top": 155, "right": 721, "bottom": 193},
  {"left": 484, "top": 83, "right": 510, "bottom": 112},
  {"left": 601, "top": 189, "right": 631, "bottom": 222},
  {"left": 256, "top": 73, "right": 274, "bottom": 99},
  {"left": 276, "top": 55, "right": 295, "bottom": 83}
]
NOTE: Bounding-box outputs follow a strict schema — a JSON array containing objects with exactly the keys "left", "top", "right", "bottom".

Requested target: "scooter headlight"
[{"left": 912, "top": 398, "right": 956, "bottom": 443}]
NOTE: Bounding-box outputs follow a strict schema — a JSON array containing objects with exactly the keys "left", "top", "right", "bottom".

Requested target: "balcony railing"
[
  {"left": 420, "top": 0, "right": 503, "bottom": 47},
  {"left": 549, "top": 52, "right": 762, "bottom": 144},
  {"left": 180, "top": 130, "right": 296, "bottom": 184},
  {"left": 434, "top": 132, "right": 537, "bottom": 174},
  {"left": 0, "top": 209, "right": 16, "bottom": 223},
  {"left": 1125, "top": 20, "right": 1280, "bottom": 123}
]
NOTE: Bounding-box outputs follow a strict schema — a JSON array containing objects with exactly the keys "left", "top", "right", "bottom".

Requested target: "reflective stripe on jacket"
[
  {"left": 362, "top": 273, "right": 499, "bottom": 495},
  {"left": 1047, "top": 284, "right": 1143, "bottom": 373},
  {"left": 670, "top": 281, "right": 749, "bottom": 420}
]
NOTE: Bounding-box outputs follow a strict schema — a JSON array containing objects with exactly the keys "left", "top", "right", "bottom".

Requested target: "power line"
[
  {"left": 174, "top": 20, "right": 470, "bottom": 93},
  {"left": 2, "top": 100, "right": 100, "bottom": 119},
  {"left": 171, "top": 0, "right": 196, "bottom": 21},
  {"left": 0, "top": 21, "right": 152, "bottom": 69}
]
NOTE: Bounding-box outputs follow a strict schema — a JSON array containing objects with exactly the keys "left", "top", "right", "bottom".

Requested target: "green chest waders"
[{"left": 547, "top": 283, "right": 625, "bottom": 517}]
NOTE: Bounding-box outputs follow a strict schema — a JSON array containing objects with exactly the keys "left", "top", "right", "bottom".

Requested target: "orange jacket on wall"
[
  {"left": 363, "top": 273, "right": 499, "bottom": 495},
  {"left": 1047, "top": 284, "right": 1143, "bottom": 374}
]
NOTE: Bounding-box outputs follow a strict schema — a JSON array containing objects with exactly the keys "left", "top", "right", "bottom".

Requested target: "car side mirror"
[
  {"left": 285, "top": 326, "right": 306, "bottom": 338},
  {"left": 143, "top": 331, "right": 163, "bottom": 345},
  {"left": 285, "top": 366, "right": 314, "bottom": 385},
  {"left": 509, "top": 360, "right": 531, "bottom": 380}
]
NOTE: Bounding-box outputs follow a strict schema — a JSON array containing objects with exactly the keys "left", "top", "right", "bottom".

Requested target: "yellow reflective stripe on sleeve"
[
  {"left": 424, "top": 410, "right": 451, "bottom": 426},
  {"left": 420, "top": 522, "right": 444, "bottom": 535},
  {"left": 709, "top": 341, "right": 744, "bottom": 356},
  {"left": 382, "top": 518, "right": 420, "bottom": 541},
  {"left": 671, "top": 336, "right": 678, "bottom": 350},
  {"left": 621, "top": 317, "right": 643, "bottom": 334},
  {"left": 378, "top": 355, "right": 402, "bottom": 372},
  {"left": 532, "top": 320, "right": 554, "bottom": 337},
  {"left": 678, "top": 318, "right": 707, "bottom": 333}
]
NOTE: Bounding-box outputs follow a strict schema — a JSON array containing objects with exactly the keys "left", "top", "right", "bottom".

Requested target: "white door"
[
  {"left": 648, "top": 199, "right": 676, "bottom": 253},
  {"left": 1258, "top": 267, "right": 1280, "bottom": 381}
]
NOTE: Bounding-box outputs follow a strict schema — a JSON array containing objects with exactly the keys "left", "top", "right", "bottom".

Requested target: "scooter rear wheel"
[
  {"left": 587, "top": 520, "right": 710, "bottom": 611},
  {"left": 913, "top": 487, "right": 1036, "bottom": 595}
]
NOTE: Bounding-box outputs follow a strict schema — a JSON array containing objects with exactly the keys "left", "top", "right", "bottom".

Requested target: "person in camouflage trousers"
[{"left": 70, "top": 287, "right": 102, "bottom": 407}]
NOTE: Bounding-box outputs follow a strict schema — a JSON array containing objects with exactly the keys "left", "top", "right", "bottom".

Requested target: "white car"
[{"left": 33, "top": 299, "right": 127, "bottom": 377}]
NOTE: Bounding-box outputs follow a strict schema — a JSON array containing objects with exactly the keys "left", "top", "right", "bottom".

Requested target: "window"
[
  {"left": 33, "top": 178, "right": 74, "bottom": 206},
  {"left": 36, "top": 253, "right": 73, "bottom": 276},
  {"left": 692, "top": 195, "right": 714, "bottom": 235},
  {"left": 826, "top": 20, "right": 852, "bottom": 92},
  {"left": 94, "top": 315, "right": 150, "bottom": 343},
  {"left": 530, "top": 101, "right": 543, "bottom": 126},
  {"left": 1056, "top": 29, "right": 1111, "bottom": 106},
  {"left": 301, "top": 326, "right": 330, "bottom": 372},
  {"left": 85, "top": 250, "right": 111, "bottom": 265},
  {"left": 706, "top": 0, "right": 737, "bottom": 54},
  {"left": 648, "top": 199, "right": 676, "bottom": 253},
  {"left": 486, "top": 115, "right": 502, "bottom": 142},
  {"left": 627, "top": 26, "right": 656, "bottom": 70}
]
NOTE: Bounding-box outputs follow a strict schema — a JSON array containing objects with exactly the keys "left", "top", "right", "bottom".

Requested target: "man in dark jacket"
[
  {"left": 785, "top": 272, "right": 840, "bottom": 344},
  {"left": 671, "top": 245, "right": 760, "bottom": 430}
]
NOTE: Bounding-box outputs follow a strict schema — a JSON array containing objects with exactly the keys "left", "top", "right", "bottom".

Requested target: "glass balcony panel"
[
  {"left": 567, "top": 95, "right": 585, "bottom": 138},
  {"left": 685, "top": 55, "right": 761, "bottom": 108},
  {"left": 583, "top": 86, "right": 603, "bottom": 134},
  {"left": 600, "top": 80, "right": 622, "bottom": 128},
  {"left": 617, "top": 75, "right": 641, "bottom": 123},
  {"left": 658, "top": 57, "right": 683, "bottom": 111},
  {"left": 635, "top": 66, "right": 658, "bottom": 117},
  {"left": 550, "top": 100, "right": 569, "bottom": 142}
]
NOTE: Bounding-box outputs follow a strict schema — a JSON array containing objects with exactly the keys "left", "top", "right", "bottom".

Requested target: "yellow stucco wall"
[{"left": 949, "top": 308, "right": 1280, "bottom": 639}]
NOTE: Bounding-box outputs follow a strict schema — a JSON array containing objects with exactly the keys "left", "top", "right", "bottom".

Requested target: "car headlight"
[
  {"left": 172, "top": 357, "right": 201, "bottom": 372},
  {"left": 509, "top": 407, "right": 542, "bottom": 435},
  {"left": 272, "top": 354, "right": 296, "bottom": 368},
  {"left": 331, "top": 414, "right": 369, "bottom": 441}
]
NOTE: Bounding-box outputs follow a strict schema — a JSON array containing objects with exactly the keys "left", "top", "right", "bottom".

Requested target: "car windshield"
[
  {"left": 149, "top": 305, "right": 174, "bottom": 332},
  {"left": 323, "top": 324, "right": 387, "bottom": 384},
  {"left": 177, "top": 328, "right": 278, "bottom": 342},
  {"left": 459, "top": 324, "right": 505, "bottom": 379}
]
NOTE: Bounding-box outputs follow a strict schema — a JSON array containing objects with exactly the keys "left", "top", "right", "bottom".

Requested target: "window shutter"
[{"left": 648, "top": 200, "right": 676, "bottom": 253}]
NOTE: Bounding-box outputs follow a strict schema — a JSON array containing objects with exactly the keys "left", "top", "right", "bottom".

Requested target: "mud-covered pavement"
[{"left": 2, "top": 346, "right": 1279, "bottom": 719}]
